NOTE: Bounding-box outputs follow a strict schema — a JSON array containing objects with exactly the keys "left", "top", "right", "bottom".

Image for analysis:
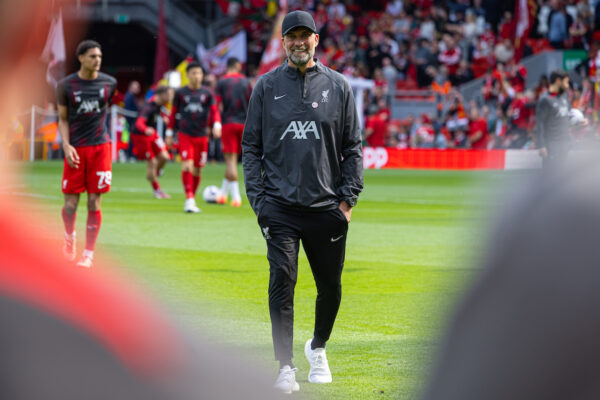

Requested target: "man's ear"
[{"left": 314, "top": 34, "right": 319, "bottom": 48}]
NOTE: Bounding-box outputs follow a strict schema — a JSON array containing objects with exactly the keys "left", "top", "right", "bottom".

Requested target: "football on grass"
[{"left": 202, "top": 185, "right": 221, "bottom": 203}]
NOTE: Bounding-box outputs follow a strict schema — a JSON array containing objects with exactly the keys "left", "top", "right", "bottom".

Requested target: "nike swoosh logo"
[
  {"left": 274, "top": 94, "right": 286, "bottom": 100},
  {"left": 331, "top": 235, "right": 344, "bottom": 242}
]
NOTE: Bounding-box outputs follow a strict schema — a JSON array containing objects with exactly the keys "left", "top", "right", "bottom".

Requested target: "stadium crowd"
[
  {"left": 232, "top": 0, "right": 600, "bottom": 150},
  {"left": 8, "top": 0, "right": 600, "bottom": 161}
]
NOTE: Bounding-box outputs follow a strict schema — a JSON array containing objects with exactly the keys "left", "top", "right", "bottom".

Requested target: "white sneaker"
[
  {"left": 76, "top": 250, "right": 94, "bottom": 268},
  {"left": 273, "top": 365, "right": 300, "bottom": 394},
  {"left": 184, "top": 198, "right": 201, "bottom": 213},
  {"left": 305, "top": 339, "right": 332, "bottom": 383},
  {"left": 154, "top": 189, "right": 171, "bottom": 199},
  {"left": 76, "top": 256, "right": 93, "bottom": 268},
  {"left": 63, "top": 232, "right": 76, "bottom": 261}
]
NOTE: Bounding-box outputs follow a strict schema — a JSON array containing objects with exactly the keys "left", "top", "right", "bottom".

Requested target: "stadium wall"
[{"left": 363, "top": 147, "right": 543, "bottom": 170}]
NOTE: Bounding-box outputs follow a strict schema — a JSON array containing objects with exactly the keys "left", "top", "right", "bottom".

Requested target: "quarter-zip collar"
[{"left": 282, "top": 58, "right": 323, "bottom": 79}]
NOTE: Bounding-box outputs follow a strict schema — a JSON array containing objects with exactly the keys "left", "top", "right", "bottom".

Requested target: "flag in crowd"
[
  {"left": 197, "top": 31, "right": 247, "bottom": 75},
  {"left": 257, "top": 11, "right": 286, "bottom": 75},
  {"left": 154, "top": 0, "right": 170, "bottom": 83},
  {"left": 514, "top": 0, "right": 536, "bottom": 61},
  {"left": 41, "top": 9, "right": 66, "bottom": 88}
]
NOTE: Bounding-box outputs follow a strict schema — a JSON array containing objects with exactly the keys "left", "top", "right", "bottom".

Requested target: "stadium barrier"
[
  {"left": 363, "top": 147, "right": 543, "bottom": 170},
  {"left": 6, "top": 105, "right": 61, "bottom": 162},
  {"left": 109, "top": 105, "right": 145, "bottom": 162},
  {"left": 12, "top": 105, "right": 146, "bottom": 163}
]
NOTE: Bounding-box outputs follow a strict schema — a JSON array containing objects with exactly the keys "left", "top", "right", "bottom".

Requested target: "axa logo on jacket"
[
  {"left": 184, "top": 103, "right": 204, "bottom": 113},
  {"left": 280, "top": 120, "right": 321, "bottom": 140},
  {"left": 77, "top": 100, "right": 101, "bottom": 114}
]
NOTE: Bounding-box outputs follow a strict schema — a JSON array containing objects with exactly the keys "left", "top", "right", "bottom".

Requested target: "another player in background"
[
  {"left": 215, "top": 57, "right": 252, "bottom": 207},
  {"left": 534, "top": 70, "right": 586, "bottom": 168},
  {"left": 168, "top": 62, "right": 222, "bottom": 213},
  {"left": 57, "top": 40, "right": 117, "bottom": 268},
  {"left": 131, "top": 85, "right": 171, "bottom": 199}
]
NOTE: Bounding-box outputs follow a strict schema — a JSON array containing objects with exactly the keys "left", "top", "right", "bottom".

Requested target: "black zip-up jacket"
[
  {"left": 534, "top": 92, "right": 570, "bottom": 148},
  {"left": 242, "top": 60, "right": 363, "bottom": 216}
]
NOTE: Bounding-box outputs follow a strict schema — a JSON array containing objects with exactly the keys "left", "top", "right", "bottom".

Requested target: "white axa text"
[{"left": 280, "top": 121, "right": 321, "bottom": 140}]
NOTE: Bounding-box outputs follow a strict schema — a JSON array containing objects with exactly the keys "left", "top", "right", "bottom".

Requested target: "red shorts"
[
  {"left": 131, "top": 133, "right": 167, "bottom": 160},
  {"left": 221, "top": 123, "right": 244, "bottom": 154},
  {"left": 62, "top": 143, "right": 112, "bottom": 194},
  {"left": 178, "top": 132, "right": 208, "bottom": 168}
]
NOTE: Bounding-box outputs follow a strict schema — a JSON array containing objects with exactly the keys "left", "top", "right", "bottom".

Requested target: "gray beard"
[{"left": 286, "top": 48, "right": 313, "bottom": 67}]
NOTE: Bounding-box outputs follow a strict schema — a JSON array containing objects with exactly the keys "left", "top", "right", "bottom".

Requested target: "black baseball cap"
[{"left": 282, "top": 11, "right": 317, "bottom": 36}]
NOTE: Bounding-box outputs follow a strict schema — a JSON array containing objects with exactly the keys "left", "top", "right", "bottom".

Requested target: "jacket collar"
[{"left": 282, "top": 58, "right": 323, "bottom": 78}]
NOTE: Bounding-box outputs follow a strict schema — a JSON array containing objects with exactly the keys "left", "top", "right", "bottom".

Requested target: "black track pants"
[
  {"left": 543, "top": 140, "right": 570, "bottom": 169},
  {"left": 257, "top": 202, "right": 348, "bottom": 363}
]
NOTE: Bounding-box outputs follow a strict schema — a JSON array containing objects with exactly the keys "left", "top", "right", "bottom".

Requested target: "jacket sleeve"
[
  {"left": 241, "top": 77, "right": 266, "bottom": 216},
  {"left": 338, "top": 79, "right": 364, "bottom": 207},
  {"left": 534, "top": 97, "right": 548, "bottom": 148}
]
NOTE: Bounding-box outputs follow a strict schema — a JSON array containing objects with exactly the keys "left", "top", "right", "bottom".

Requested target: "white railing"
[{"left": 16, "top": 104, "right": 145, "bottom": 162}]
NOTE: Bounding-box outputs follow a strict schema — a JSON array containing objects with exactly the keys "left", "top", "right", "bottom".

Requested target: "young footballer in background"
[
  {"left": 57, "top": 40, "right": 117, "bottom": 268},
  {"left": 131, "top": 85, "right": 172, "bottom": 199},
  {"left": 168, "top": 62, "right": 222, "bottom": 213},
  {"left": 215, "top": 57, "right": 252, "bottom": 207}
]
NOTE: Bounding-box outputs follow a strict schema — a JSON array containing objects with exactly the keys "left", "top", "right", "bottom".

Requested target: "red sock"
[
  {"left": 193, "top": 174, "right": 201, "bottom": 194},
  {"left": 182, "top": 171, "right": 194, "bottom": 199},
  {"left": 151, "top": 181, "right": 160, "bottom": 191},
  {"left": 85, "top": 210, "right": 102, "bottom": 251},
  {"left": 61, "top": 207, "right": 76, "bottom": 235}
]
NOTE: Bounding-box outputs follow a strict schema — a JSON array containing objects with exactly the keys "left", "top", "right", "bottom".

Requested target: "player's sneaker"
[
  {"left": 63, "top": 232, "right": 76, "bottom": 261},
  {"left": 154, "top": 189, "right": 171, "bottom": 199},
  {"left": 230, "top": 198, "right": 242, "bottom": 208},
  {"left": 184, "top": 198, "right": 201, "bottom": 213},
  {"left": 273, "top": 365, "right": 300, "bottom": 394},
  {"left": 76, "top": 256, "right": 93, "bottom": 268},
  {"left": 216, "top": 194, "right": 227, "bottom": 205},
  {"left": 305, "top": 339, "right": 332, "bottom": 383},
  {"left": 76, "top": 250, "right": 94, "bottom": 268}
]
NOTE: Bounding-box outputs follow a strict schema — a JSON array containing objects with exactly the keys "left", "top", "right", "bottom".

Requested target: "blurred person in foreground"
[
  {"left": 0, "top": 2, "right": 283, "bottom": 398},
  {"left": 131, "top": 85, "right": 172, "bottom": 199},
  {"left": 421, "top": 152, "right": 600, "bottom": 400},
  {"left": 57, "top": 40, "right": 117, "bottom": 268},
  {"left": 242, "top": 10, "right": 363, "bottom": 394},
  {"left": 168, "top": 62, "right": 222, "bottom": 213},
  {"left": 215, "top": 57, "right": 252, "bottom": 208}
]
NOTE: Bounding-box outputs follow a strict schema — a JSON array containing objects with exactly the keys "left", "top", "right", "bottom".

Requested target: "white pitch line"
[{"left": 8, "top": 191, "right": 60, "bottom": 200}]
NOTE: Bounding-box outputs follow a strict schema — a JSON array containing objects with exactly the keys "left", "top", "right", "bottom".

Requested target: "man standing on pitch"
[
  {"left": 132, "top": 85, "right": 172, "bottom": 199},
  {"left": 57, "top": 40, "right": 117, "bottom": 268},
  {"left": 242, "top": 11, "right": 363, "bottom": 394},
  {"left": 215, "top": 57, "right": 253, "bottom": 207},
  {"left": 534, "top": 70, "right": 582, "bottom": 168},
  {"left": 168, "top": 62, "right": 222, "bottom": 213}
]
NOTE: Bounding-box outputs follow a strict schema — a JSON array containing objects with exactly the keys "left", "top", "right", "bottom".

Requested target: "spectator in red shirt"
[
  {"left": 505, "top": 91, "right": 533, "bottom": 148},
  {"left": 412, "top": 113, "right": 436, "bottom": 148},
  {"left": 438, "top": 34, "right": 462, "bottom": 76},
  {"left": 314, "top": 3, "right": 328, "bottom": 32},
  {"left": 498, "top": 11, "right": 514, "bottom": 40},
  {"left": 467, "top": 106, "right": 489, "bottom": 149},
  {"left": 364, "top": 99, "right": 390, "bottom": 147}
]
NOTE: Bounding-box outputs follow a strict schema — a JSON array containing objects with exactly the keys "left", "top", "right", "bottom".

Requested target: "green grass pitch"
[{"left": 17, "top": 161, "right": 525, "bottom": 399}]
